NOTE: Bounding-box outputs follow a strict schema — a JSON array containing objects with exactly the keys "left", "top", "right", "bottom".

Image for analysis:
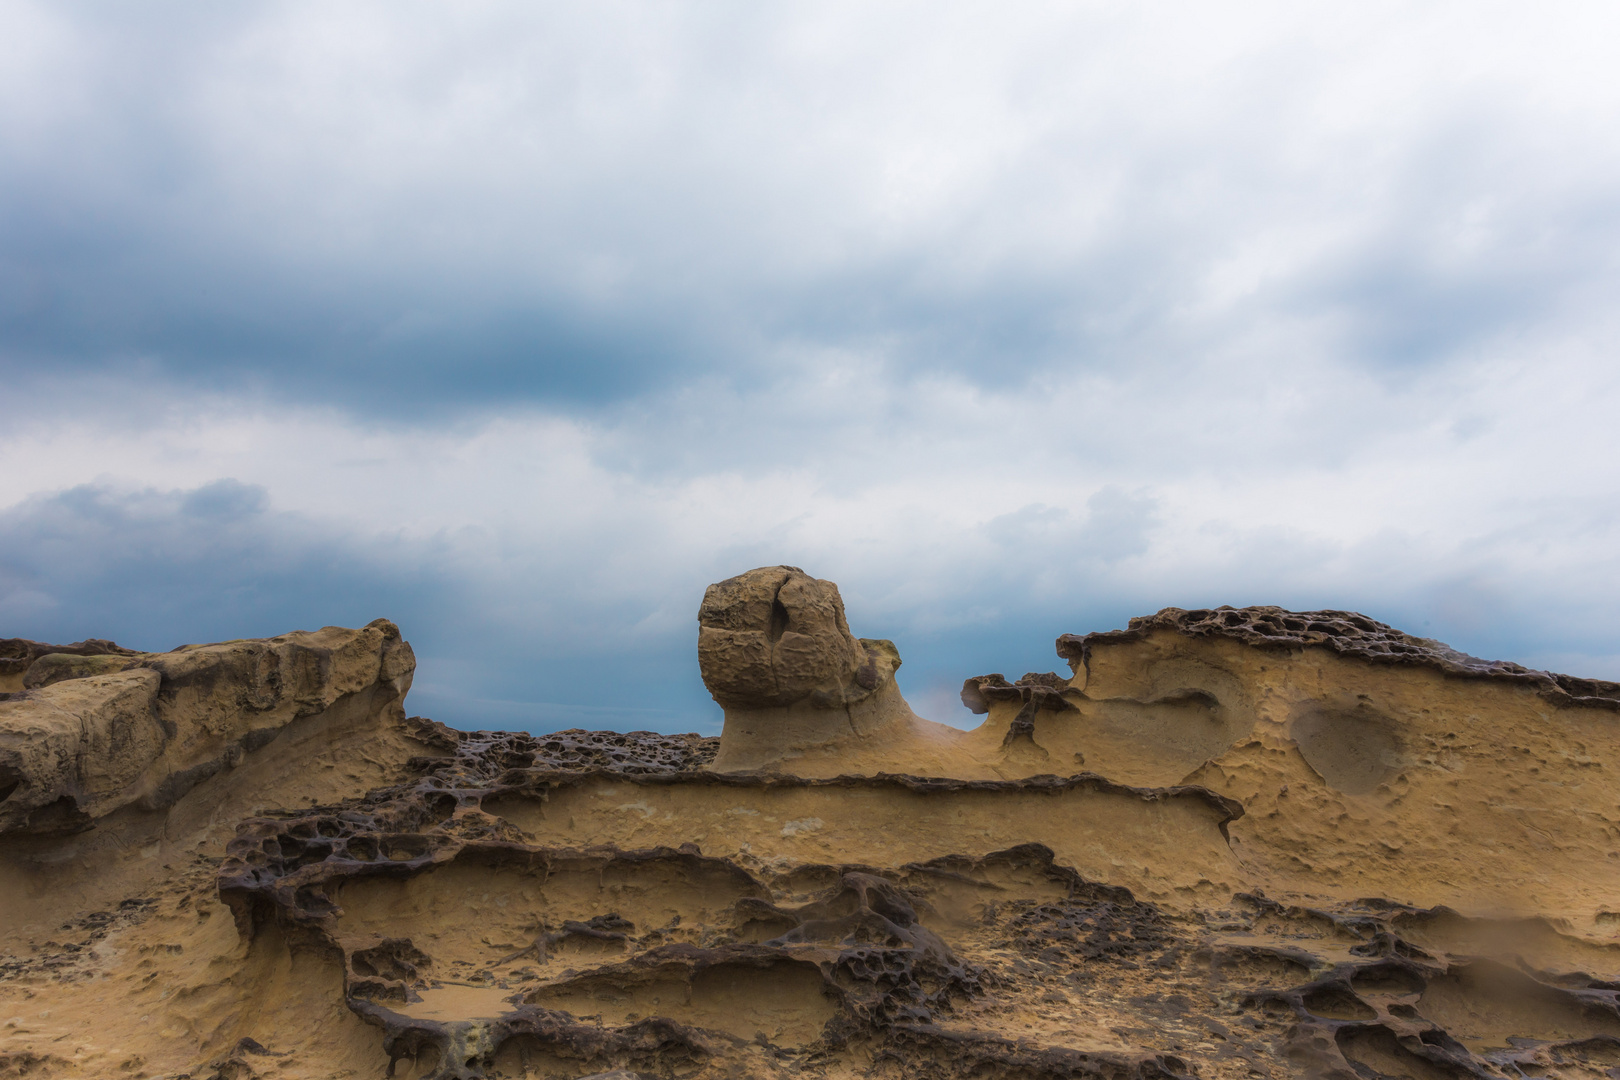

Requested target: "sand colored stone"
[{"left": 4, "top": 584, "right": 1620, "bottom": 1079}]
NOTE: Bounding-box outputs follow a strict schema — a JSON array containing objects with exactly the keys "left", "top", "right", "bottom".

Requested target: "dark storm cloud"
[
  {"left": 4, "top": 3, "right": 1620, "bottom": 734},
  {"left": 0, "top": 479, "right": 721, "bottom": 731},
  {"left": 5, "top": 3, "right": 1618, "bottom": 419},
  {"left": 0, "top": 479, "right": 418, "bottom": 650}
]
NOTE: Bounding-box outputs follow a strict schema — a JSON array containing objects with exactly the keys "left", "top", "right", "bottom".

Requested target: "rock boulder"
[{"left": 698, "top": 565, "right": 898, "bottom": 710}]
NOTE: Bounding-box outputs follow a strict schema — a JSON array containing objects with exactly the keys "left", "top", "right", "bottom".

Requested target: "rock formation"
[
  {"left": 699, "top": 566, "right": 913, "bottom": 770},
  {"left": 699, "top": 566, "right": 985, "bottom": 776},
  {"left": 4, "top": 581, "right": 1620, "bottom": 1080},
  {"left": 0, "top": 636, "right": 140, "bottom": 694},
  {"left": 0, "top": 621, "right": 415, "bottom": 836},
  {"left": 697, "top": 566, "right": 894, "bottom": 712},
  {"left": 0, "top": 620, "right": 427, "bottom": 953}
]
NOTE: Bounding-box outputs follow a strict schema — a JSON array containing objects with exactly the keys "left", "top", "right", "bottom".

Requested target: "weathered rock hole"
[
  {"left": 0, "top": 763, "right": 21, "bottom": 803},
  {"left": 768, "top": 595, "right": 790, "bottom": 643},
  {"left": 345, "top": 836, "right": 379, "bottom": 861},
  {"left": 353, "top": 938, "right": 431, "bottom": 981},
  {"left": 1292, "top": 704, "right": 1405, "bottom": 795},
  {"left": 23, "top": 794, "right": 90, "bottom": 832},
  {"left": 1351, "top": 962, "right": 1428, "bottom": 997},
  {"left": 425, "top": 792, "right": 458, "bottom": 822},
  {"left": 397, "top": 1043, "right": 441, "bottom": 1078},
  {"left": 1302, "top": 984, "right": 1377, "bottom": 1021},
  {"left": 382, "top": 835, "right": 432, "bottom": 861},
  {"left": 1337, "top": 1025, "right": 1471, "bottom": 1080}
]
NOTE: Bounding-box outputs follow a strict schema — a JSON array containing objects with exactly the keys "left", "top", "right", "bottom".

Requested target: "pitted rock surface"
[
  {"left": 0, "top": 636, "right": 142, "bottom": 694},
  {"left": 198, "top": 720, "right": 1620, "bottom": 1080},
  {"left": 1061, "top": 605, "right": 1620, "bottom": 707},
  {"left": 6, "top": 589, "right": 1620, "bottom": 1080},
  {"left": 211, "top": 727, "right": 1237, "bottom": 1080},
  {"left": 487, "top": 726, "right": 719, "bottom": 775}
]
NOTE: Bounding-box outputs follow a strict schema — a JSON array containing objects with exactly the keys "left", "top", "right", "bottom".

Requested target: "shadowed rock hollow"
[{"left": 3, "top": 572, "right": 1620, "bottom": 1080}]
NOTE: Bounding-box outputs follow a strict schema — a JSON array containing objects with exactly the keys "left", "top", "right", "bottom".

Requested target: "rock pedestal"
[{"left": 698, "top": 565, "right": 913, "bottom": 770}]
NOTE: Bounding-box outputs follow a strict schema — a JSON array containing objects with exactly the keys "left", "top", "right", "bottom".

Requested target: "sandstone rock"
[
  {"left": 697, "top": 565, "right": 898, "bottom": 710},
  {"left": 937, "top": 603, "right": 1620, "bottom": 946},
  {"left": 8, "top": 588, "right": 1620, "bottom": 1080},
  {"left": 700, "top": 566, "right": 938, "bottom": 771},
  {"left": 20, "top": 650, "right": 143, "bottom": 689},
  {"left": 0, "top": 668, "right": 165, "bottom": 833},
  {"left": 0, "top": 635, "right": 140, "bottom": 693},
  {"left": 1058, "top": 603, "right": 1620, "bottom": 708},
  {"left": 959, "top": 670, "right": 1074, "bottom": 747},
  {"left": 0, "top": 619, "right": 415, "bottom": 835}
]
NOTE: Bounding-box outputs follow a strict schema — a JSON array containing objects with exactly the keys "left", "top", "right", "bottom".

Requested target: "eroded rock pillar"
[{"left": 699, "top": 565, "right": 911, "bottom": 771}]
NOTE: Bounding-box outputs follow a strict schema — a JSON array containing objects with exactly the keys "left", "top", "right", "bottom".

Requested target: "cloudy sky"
[{"left": 3, "top": 2, "right": 1619, "bottom": 732}]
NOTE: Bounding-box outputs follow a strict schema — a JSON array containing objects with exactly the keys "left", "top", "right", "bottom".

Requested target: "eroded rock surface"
[
  {"left": 0, "top": 619, "right": 436, "bottom": 959},
  {"left": 0, "top": 619, "right": 415, "bottom": 835},
  {"left": 0, "top": 636, "right": 140, "bottom": 694},
  {"left": 700, "top": 566, "right": 936, "bottom": 772},
  {"left": 4, "top": 586, "right": 1620, "bottom": 1080},
  {"left": 698, "top": 565, "right": 896, "bottom": 711},
  {"left": 1060, "top": 605, "right": 1620, "bottom": 709}
]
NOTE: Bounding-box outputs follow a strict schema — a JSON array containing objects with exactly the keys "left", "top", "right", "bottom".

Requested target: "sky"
[{"left": 3, "top": 1, "right": 1620, "bottom": 733}]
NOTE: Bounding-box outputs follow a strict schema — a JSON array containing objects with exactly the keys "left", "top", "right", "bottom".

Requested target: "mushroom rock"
[
  {"left": 697, "top": 565, "right": 893, "bottom": 712},
  {"left": 700, "top": 566, "right": 967, "bottom": 773}
]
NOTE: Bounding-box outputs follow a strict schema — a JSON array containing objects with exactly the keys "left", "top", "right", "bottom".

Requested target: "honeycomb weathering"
[
  {"left": 1061, "top": 605, "right": 1620, "bottom": 708},
  {"left": 4, "top": 582, "right": 1620, "bottom": 1080}
]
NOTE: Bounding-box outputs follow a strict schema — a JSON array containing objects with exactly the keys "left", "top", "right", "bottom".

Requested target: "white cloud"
[{"left": 3, "top": 2, "right": 1620, "bottom": 728}]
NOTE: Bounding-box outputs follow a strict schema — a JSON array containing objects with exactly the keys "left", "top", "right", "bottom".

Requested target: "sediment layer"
[{"left": 3, "top": 588, "right": 1619, "bottom": 1079}]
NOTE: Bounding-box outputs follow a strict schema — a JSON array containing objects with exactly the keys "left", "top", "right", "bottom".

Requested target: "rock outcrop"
[
  {"left": 0, "top": 636, "right": 140, "bottom": 694},
  {"left": 0, "top": 619, "right": 435, "bottom": 959},
  {"left": 0, "top": 619, "right": 415, "bottom": 835},
  {"left": 5, "top": 583, "right": 1620, "bottom": 1080},
  {"left": 1060, "top": 604, "right": 1620, "bottom": 709},
  {"left": 698, "top": 565, "right": 898, "bottom": 711},
  {"left": 700, "top": 566, "right": 940, "bottom": 772}
]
